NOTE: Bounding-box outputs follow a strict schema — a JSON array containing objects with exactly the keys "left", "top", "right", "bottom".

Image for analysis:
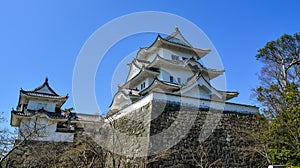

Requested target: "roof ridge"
[
  {"left": 164, "top": 27, "right": 192, "bottom": 47},
  {"left": 30, "top": 78, "right": 59, "bottom": 96}
]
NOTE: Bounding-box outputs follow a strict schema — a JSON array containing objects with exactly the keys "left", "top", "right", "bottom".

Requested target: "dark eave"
[
  {"left": 10, "top": 109, "right": 78, "bottom": 127},
  {"left": 20, "top": 90, "right": 68, "bottom": 100}
]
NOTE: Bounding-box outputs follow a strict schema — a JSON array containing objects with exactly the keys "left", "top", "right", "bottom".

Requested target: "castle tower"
[
  {"left": 108, "top": 27, "right": 255, "bottom": 117},
  {"left": 11, "top": 78, "right": 77, "bottom": 142}
]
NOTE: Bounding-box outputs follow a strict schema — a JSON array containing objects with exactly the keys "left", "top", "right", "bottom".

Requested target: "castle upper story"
[{"left": 109, "top": 27, "right": 240, "bottom": 115}]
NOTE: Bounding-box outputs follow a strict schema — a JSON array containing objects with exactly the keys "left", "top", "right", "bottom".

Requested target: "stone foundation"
[
  {"left": 105, "top": 100, "right": 268, "bottom": 167},
  {"left": 7, "top": 100, "right": 268, "bottom": 167}
]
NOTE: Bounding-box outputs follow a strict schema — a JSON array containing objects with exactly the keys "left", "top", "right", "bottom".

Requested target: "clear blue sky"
[{"left": 1, "top": 1, "right": 300, "bottom": 127}]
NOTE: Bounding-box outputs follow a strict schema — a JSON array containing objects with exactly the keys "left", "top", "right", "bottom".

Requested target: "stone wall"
[
  {"left": 101, "top": 103, "right": 152, "bottom": 167},
  {"left": 146, "top": 100, "right": 268, "bottom": 167},
  {"left": 106, "top": 100, "right": 268, "bottom": 167},
  {"left": 7, "top": 100, "right": 268, "bottom": 167},
  {"left": 7, "top": 136, "right": 114, "bottom": 168}
]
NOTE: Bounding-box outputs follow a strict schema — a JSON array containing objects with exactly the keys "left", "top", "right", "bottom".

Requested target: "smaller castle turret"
[{"left": 11, "top": 78, "right": 77, "bottom": 142}]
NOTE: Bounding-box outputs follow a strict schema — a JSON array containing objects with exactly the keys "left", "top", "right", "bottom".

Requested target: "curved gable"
[
  {"left": 126, "top": 61, "right": 142, "bottom": 82},
  {"left": 110, "top": 91, "right": 132, "bottom": 111}
]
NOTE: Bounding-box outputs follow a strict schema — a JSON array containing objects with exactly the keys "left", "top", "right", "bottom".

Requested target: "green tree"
[{"left": 255, "top": 33, "right": 300, "bottom": 165}]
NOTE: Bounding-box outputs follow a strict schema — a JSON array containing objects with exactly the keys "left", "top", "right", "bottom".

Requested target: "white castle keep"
[{"left": 107, "top": 27, "right": 258, "bottom": 118}]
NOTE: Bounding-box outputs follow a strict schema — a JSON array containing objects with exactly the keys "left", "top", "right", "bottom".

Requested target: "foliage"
[
  {"left": 261, "top": 83, "right": 300, "bottom": 165},
  {"left": 256, "top": 33, "right": 300, "bottom": 118},
  {"left": 255, "top": 33, "right": 300, "bottom": 165},
  {"left": 0, "top": 112, "right": 16, "bottom": 166}
]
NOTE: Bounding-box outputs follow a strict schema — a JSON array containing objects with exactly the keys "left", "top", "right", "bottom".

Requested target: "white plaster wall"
[
  {"left": 141, "top": 47, "right": 196, "bottom": 61},
  {"left": 145, "top": 48, "right": 163, "bottom": 62},
  {"left": 144, "top": 48, "right": 195, "bottom": 62},
  {"left": 147, "top": 78, "right": 154, "bottom": 86},
  {"left": 19, "top": 117, "right": 55, "bottom": 140},
  {"left": 107, "top": 93, "right": 154, "bottom": 120},
  {"left": 18, "top": 117, "right": 74, "bottom": 143},
  {"left": 118, "top": 94, "right": 131, "bottom": 109},
  {"left": 18, "top": 119, "right": 29, "bottom": 139},
  {"left": 133, "top": 78, "right": 151, "bottom": 91},
  {"left": 158, "top": 69, "right": 170, "bottom": 82},
  {"left": 159, "top": 67, "right": 194, "bottom": 84},
  {"left": 152, "top": 92, "right": 258, "bottom": 114},
  {"left": 27, "top": 100, "right": 56, "bottom": 112},
  {"left": 108, "top": 92, "right": 258, "bottom": 121},
  {"left": 54, "top": 132, "right": 74, "bottom": 142},
  {"left": 162, "top": 49, "right": 195, "bottom": 60}
]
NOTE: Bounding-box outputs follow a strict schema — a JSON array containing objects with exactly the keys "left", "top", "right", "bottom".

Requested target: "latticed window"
[
  {"left": 171, "top": 55, "right": 179, "bottom": 61},
  {"left": 177, "top": 77, "right": 181, "bottom": 84},
  {"left": 140, "top": 82, "right": 146, "bottom": 90},
  {"left": 170, "top": 76, "right": 174, "bottom": 83}
]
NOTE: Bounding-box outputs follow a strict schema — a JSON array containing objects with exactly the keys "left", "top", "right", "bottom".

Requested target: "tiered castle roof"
[{"left": 109, "top": 27, "right": 239, "bottom": 117}]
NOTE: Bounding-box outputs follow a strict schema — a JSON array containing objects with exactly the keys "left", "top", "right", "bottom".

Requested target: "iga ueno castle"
[
  {"left": 10, "top": 27, "right": 258, "bottom": 143},
  {"left": 107, "top": 27, "right": 257, "bottom": 118}
]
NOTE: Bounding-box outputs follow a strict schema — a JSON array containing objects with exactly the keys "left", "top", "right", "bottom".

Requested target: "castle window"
[
  {"left": 170, "top": 76, "right": 174, "bottom": 83},
  {"left": 171, "top": 55, "right": 179, "bottom": 61},
  {"left": 37, "top": 103, "right": 42, "bottom": 109},
  {"left": 140, "top": 82, "right": 146, "bottom": 90},
  {"left": 37, "top": 103, "right": 47, "bottom": 110},
  {"left": 177, "top": 77, "right": 181, "bottom": 84}
]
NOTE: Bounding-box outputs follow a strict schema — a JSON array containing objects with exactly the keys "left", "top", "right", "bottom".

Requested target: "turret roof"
[
  {"left": 164, "top": 26, "right": 192, "bottom": 47},
  {"left": 20, "top": 78, "right": 68, "bottom": 100},
  {"left": 136, "top": 28, "right": 211, "bottom": 60}
]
